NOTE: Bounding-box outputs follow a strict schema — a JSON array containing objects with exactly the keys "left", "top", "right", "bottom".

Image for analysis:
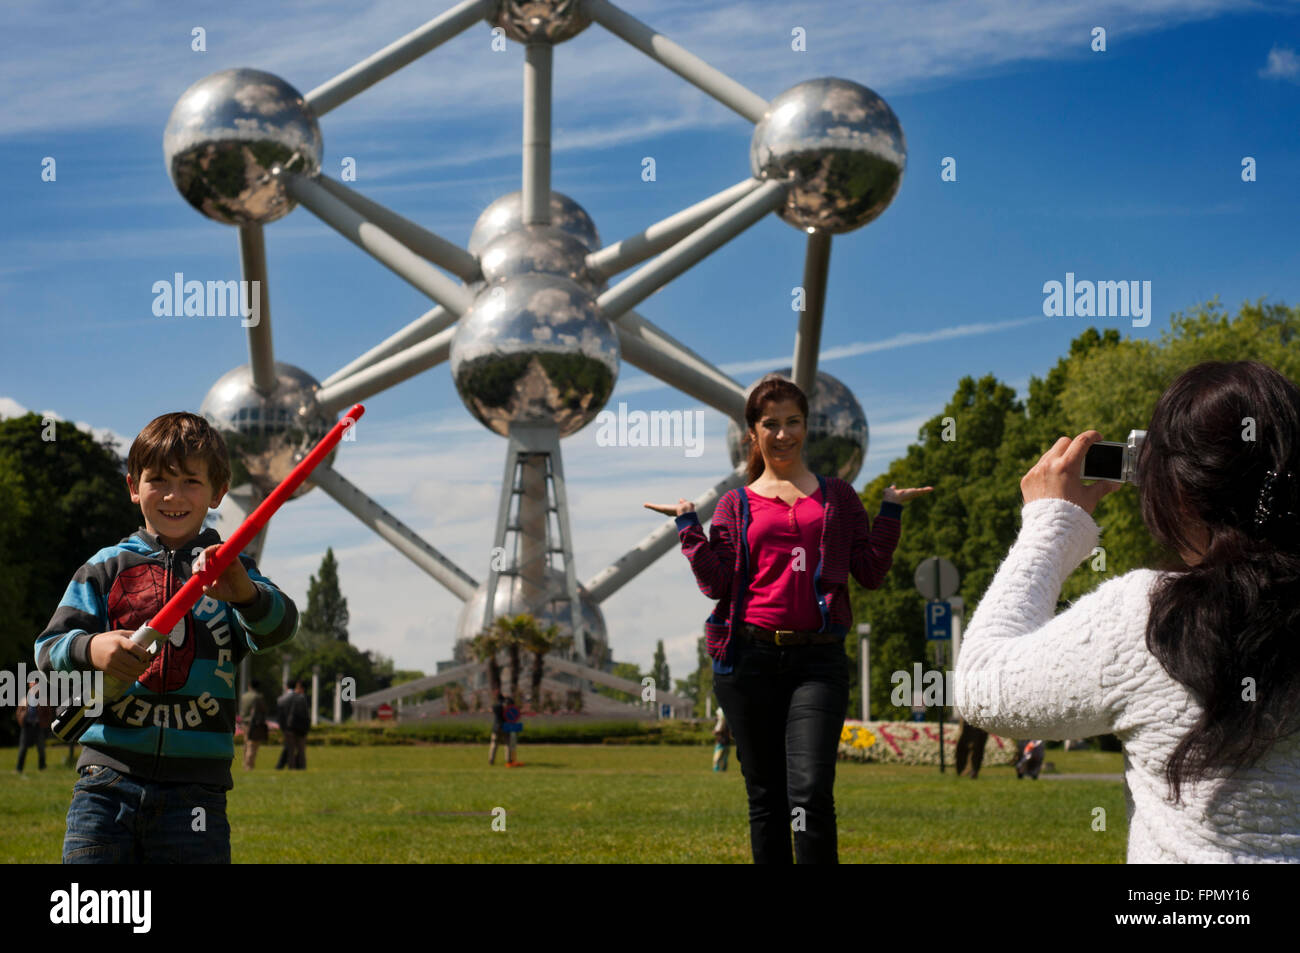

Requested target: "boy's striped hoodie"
[{"left": 36, "top": 525, "right": 298, "bottom": 789}]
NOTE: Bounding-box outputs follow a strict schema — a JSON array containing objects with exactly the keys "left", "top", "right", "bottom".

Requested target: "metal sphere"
[
  {"left": 750, "top": 77, "right": 906, "bottom": 234},
  {"left": 727, "top": 369, "right": 869, "bottom": 482},
  {"left": 199, "top": 363, "right": 335, "bottom": 497},
  {"left": 478, "top": 225, "right": 606, "bottom": 293},
  {"left": 163, "top": 68, "right": 322, "bottom": 226},
  {"left": 450, "top": 275, "right": 619, "bottom": 437},
  {"left": 492, "top": 0, "right": 591, "bottom": 43},
  {"left": 469, "top": 191, "right": 600, "bottom": 257},
  {"left": 455, "top": 569, "right": 608, "bottom": 655}
]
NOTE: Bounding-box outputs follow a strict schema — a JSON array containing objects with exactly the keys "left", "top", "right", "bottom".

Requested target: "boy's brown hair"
[{"left": 127, "top": 412, "right": 231, "bottom": 491}]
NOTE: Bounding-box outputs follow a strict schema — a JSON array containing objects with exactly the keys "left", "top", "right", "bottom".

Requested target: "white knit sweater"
[{"left": 956, "top": 497, "right": 1300, "bottom": 863}]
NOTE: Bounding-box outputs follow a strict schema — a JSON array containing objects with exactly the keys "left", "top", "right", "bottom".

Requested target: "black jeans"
[{"left": 713, "top": 638, "right": 850, "bottom": 864}]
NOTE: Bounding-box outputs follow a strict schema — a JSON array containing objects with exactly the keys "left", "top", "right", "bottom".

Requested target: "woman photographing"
[
  {"left": 646, "top": 374, "right": 931, "bottom": 863},
  {"left": 958, "top": 360, "right": 1300, "bottom": 862}
]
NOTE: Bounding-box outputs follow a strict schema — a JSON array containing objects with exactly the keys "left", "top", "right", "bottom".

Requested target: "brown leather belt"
[{"left": 741, "top": 623, "right": 840, "bottom": 646}]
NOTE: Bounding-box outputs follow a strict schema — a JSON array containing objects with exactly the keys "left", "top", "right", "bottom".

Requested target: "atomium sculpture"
[{"left": 164, "top": 0, "right": 905, "bottom": 715}]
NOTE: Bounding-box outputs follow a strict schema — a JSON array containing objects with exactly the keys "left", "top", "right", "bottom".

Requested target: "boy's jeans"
[
  {"left": 712, "top": 638, "right": 850, "bottom": 864},
  {"left": 63, "top": 765, "right": 231, "bottom": 863}
]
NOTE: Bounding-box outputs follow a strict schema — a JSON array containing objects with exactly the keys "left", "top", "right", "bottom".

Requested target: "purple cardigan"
[{"left": 675, "top": 473, "right": 903, "bottom": 673}]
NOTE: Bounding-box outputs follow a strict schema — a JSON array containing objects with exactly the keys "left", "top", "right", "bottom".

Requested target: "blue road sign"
[{"left": 926, "top": 600, "right": 952, "bottom": 641}]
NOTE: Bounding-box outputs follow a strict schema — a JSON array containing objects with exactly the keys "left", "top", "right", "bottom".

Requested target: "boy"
[{"left": 36, "top": 411, "right": 299, "bottom": 863}]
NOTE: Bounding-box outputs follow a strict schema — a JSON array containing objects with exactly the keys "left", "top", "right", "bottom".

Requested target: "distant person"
[
  {"left": 648, "top": 374, "right": 931, "bottom": 863},
  {"left": 1015, "top": 740, "right": 1046, "bottom": 780},
  {"left": 239, "top": 679, "right": 269, "bottom": 770},
  {"left": 488, "top": 691, "right": 518, "bottom": 766},
  {"left": 712, "top": 705, "right": 731, "bottom": 772},
  {"left": 275, "top": 683, "right": 295, "bottom": 770},
  {"left": 955, "top": 718, "right": 989, "bottom": 779},
  {"left": 282, "top": 680, "right": 310, "bottom": 770},
  {"left": 15, "top": 677, "right": 52, "bottom": 774},
  {"left": 958, "top": 361, "right": 1300, "bottom": 861}
]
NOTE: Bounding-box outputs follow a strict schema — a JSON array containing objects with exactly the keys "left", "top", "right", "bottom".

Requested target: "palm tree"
[
  {"left": 520, "top": 620, "right": 569, "bottom": 712},
  {"left": 470, "top": 627, "right": 505, "bottom": 696},
  {"left": 480, "top": 614, "right": 529, "bottom": 700},
  {"left": 503, "top": 615, "right": 525, "bottom": 700}
]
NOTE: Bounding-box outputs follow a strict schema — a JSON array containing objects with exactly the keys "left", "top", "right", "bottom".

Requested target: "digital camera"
[{"left": 1082, "top": 429, "right": 1146, "bottom": 484}]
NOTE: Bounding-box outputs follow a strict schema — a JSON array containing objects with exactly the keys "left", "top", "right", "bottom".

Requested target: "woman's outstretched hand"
[
  {"left": 1021, "top": 431, "right": 1122, "bottom": 515},
  {"left": 644, "top": 499, "right": 696, "bottom": 517},
  {"left": 883, "top": 484, "right": 934, "bottom": 504}
]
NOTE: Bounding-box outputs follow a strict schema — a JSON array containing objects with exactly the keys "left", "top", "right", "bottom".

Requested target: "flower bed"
[{"left": 838, "top": 720, "right": 1019, "bottom": 766}]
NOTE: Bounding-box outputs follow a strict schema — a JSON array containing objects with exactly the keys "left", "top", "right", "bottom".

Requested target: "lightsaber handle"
[
  {"left": 50, "top": 624, "right": 166, "bottom": 743},
  {"left": 50, "top": 404, "right": 365, "bottom": 743}
]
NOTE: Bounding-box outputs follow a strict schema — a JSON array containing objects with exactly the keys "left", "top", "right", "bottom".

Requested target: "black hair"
[{"left": 1140, "top": 360, "right": 1300, "bottom": 803}]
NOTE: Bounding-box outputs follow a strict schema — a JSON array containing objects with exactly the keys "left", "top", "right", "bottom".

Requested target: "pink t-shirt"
[{"left": 743, "top": 486, "right": 824, "bottom": 631}]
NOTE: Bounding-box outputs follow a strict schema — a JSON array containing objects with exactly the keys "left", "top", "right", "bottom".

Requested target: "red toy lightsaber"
[{"left": 51, "top": 403, "right": 365, "bottom": 742}]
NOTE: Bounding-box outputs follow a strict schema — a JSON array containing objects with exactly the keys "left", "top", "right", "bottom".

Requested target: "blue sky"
[{"left": 2, "top": 0, "right": 1298, "bottom": 679}]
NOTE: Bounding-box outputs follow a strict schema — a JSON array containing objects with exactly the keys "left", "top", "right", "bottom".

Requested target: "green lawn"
[{"left": 0, "top": 745, "right": 1127, "bottom": 863}]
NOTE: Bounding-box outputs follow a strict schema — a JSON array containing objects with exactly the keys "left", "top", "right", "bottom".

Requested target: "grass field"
[{"left": 1, "top": 745, "right": 1127, "bottom": 863}]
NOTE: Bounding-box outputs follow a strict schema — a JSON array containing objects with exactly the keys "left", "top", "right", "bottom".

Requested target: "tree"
[
  {"left": 850, "top": 298, "right": 1299, "bottom": 723},
  {"left": 650, "top": 640, "right": 670, "bottom": 700},
  {"left": 0, "top": 414, "right": 138, "bottom": 744},
  {"left": 470, "top": 627, "right": 505, "bottom": 697},
  {"left": 674, "top": 636, "right": 712, "bottom": 717},
  {"left": 593, "top": 661, "right": 643, "bottom": 704},
  {"left": 298, "top": 548, "right": 349, "bottom": 648}
]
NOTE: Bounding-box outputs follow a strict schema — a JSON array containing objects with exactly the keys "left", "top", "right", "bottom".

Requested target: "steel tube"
[
  {"left": 791, "top": 229, "right": 832, "bottom": 394},
  {"left": 597, "top": 179, "right": 787, "bottom": 320},
  {"left": 583, "top": 464, "right": 747, "bottom": 603},
  {"left": 586, "top": 178, "right": 762, "bottom": 279},
  {"left": 237, "top": 224, "right": 277, "bottom": 395},
  {"left": 522, "top": 43, "right": 553, "bottom": 225},
  {"left": 305, "top": 0, "right": 495, "bottom": 116},
  {"left": 314, "top": 177, "right": 480, "bottom": 282},
  {"left": 316, "top": 327, "right": 456, "bottom": 414},
  {"left": 320, "top": 305, "right": 455, "bottom": 388},
  {"left": 311, "top": 465, "right": 479, "bottom": 601},
  {"left": 582, "top": 0, "right": 769, "bottom": 122},
  {"left": 284, "top": 174, "right": 474, "bottom": 315}
]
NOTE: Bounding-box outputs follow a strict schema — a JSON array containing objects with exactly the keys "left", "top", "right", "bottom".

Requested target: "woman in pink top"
[{"left": 649, "top": 375, "right": 930, "bottom": 862}]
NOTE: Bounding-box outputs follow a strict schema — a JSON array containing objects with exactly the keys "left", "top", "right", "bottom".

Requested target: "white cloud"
[
  {"left": 617, "top": 315, "right": 1043, "bottom": 395},
  {"left": 0, "top": 396, "right": 132, "bottom": 454},
  {"left": 0, "top": 0, "right": 1250, "bottom": 140},
  {"left": 1260, "top": 45, "right": 1300, "bottom": 82}
]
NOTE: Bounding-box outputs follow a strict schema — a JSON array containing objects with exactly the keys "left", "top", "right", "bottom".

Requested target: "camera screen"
[{"left": 1083, "top": 442, "right": 1124, "bottom": 481}]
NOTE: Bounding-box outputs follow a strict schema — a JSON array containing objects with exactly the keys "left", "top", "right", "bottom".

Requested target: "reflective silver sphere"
[
  {"left": 164, "top": 68, "right": 322, "bottom": 226},
  {"left": 451, "top": 275, "right": 619, "bottom": 437},
  {"left": 455, "top": 569, "right": 608, "bottom": 658},
  {"left": 728, "top": 369, "right": 869, "bottom": 482},
  {"left": 750, "top": 78, "right": 906, "bottom": 234},
  {"left": 493, "top": 0, "right": 590, "bottom": 43},
  {"left": 478, "top": 225, "right": 606, "bottom": 293},
  {"left": 469, "top": 191, "right": 600, "bottom": 256},
  {"left": 199, "top": 363, "right": 335, "bottom": 497}
]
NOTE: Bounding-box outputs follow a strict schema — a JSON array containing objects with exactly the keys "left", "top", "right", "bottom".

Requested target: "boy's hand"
[
  {"left": 89, "top": 631, "right": 152, "bottom": 684},
  {"left": 194, "top": 544, "right": 258, "bottom": 605}
]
